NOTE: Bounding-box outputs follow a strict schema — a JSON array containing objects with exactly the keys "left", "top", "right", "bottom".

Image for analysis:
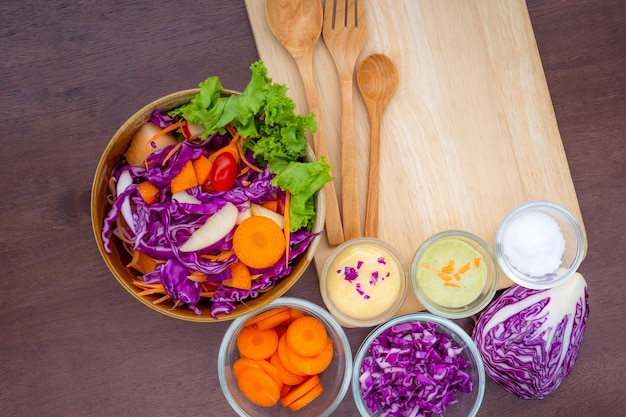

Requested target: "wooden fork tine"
[{"left": 323, "top": 0, "right": 336, "bottom": 31}]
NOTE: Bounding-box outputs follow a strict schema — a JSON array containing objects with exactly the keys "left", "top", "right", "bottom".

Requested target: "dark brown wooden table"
[{"left": 1, "top": 1, "right": 624, "bottom": 416}]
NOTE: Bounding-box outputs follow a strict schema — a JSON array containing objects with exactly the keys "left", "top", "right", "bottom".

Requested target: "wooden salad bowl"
[{"left": 91, "top": 89, "right": 325, "bottom": 322}]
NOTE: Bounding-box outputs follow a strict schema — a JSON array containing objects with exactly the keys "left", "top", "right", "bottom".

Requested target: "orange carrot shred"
[
  {"left": 458, "top": 262, "right": 471, "bottom": 275},
  {"left": 160, "top": 142, "right": 182, "bottom": 166},
  {"left": 444, "top": 282, "right": 461, "bottom": 288},
  {"left": 441, "top": 259, "right": 455, "bottom": 274},
  {"left": 236, "top": 136, "right": 263, "bottom": 173},
  {"left": 152, "top": 294, "right": 170, "bottom": 304},
  {"left": 233, "top": 216, "right": 286, "bottom": 269},
  {"left": 453, "top": 272, "right": 462, "bottom": 281},
  {"left": 420, "top": 264, "right": 453, "bottom": 281},
  {"left": 201, "top": 250, "right": 235, "bottom": 262},
  {"left": 474, "top": 257, "right": 481, "bottom": 267},
  {"left": 284, "top": 191, "right": 291, "bottom": 268},
  {"left": 126, "top": 250, "right": 158, "bottom": 274}
]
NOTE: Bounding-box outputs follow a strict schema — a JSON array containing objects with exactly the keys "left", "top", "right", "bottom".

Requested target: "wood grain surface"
[
  {"left": 246, "top": 0, "right": 587, "bottom": 310},
  {"left": 0, "top": 0, "right": 624, "bottom": 416}
]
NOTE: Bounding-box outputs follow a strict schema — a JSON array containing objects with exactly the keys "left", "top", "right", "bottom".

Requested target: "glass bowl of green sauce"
[{"left": 410, "top": 231, "right": 498, "bottom": 319}]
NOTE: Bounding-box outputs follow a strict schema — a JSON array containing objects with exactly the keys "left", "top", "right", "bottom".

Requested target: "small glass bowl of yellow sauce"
[
  {"left": 320, "top": 238, "right": 407, "bottom": 328},
  {"left": 410, "top": 231, "right": 498, "bottom": 319}
]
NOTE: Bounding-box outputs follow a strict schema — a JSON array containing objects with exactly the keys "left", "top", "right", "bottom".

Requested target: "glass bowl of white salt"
[{"left": 495, "top": 201, "right": 585, "bottom": 289}]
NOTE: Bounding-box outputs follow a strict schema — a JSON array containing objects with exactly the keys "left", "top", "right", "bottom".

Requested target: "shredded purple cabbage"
[
  {"left": 359, "top": 321, "right": 473, "bottom": 417},
  {"left": 102, "top": 136, "right": 319, "bottom": 317}
]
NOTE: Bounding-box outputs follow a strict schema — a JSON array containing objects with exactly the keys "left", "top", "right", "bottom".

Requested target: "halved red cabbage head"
[
  {"left": 472, "top": 272, "right": 588, "bottom": 400},
  {"left": 359, "top": 320, "right": 473, "bottom": 417}
]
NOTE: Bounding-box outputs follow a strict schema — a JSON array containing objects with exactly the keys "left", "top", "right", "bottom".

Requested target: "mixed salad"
[{"left": 101, "top": 61, "right": 332, "bottom": 317}]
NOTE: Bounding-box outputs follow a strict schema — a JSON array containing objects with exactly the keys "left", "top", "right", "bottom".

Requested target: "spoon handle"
[
  {"left": 294, "top": 53, "right": 345, "bottom": 245},
  {"left": 364, "top": 106, "right": 381, "bottom": 238}
]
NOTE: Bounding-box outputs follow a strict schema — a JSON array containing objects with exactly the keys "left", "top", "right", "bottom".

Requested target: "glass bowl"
[
  {"left": 90, "top": 89, "right": 325, "bottom": 322},
  {"left": 352, "top": 313, "right": 485, "bottom": 417},
  {"left": 218, "top": 297, "right": 352, "bottom": 416},
  {"left": 495, "top": 200, "right": 585, "bottom": 289},
  {"left": 410, "top": 230, "right": 498, "bottom": 319},
  {"left": 319, "top": 238, "right": 408, "bottom": 328}
]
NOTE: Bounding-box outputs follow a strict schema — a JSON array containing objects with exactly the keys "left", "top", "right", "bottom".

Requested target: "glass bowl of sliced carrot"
[
  {"left": 91, "top": 63, "right": 328, "bottom": 322},
  {"left": 217, "top": 297, "right": 353, "bottom": 416}
]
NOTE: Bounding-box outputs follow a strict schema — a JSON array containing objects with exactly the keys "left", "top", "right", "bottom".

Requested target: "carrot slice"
[
  {"left": 285, "top": 316, "right": 328, "bottom": 357},
  {"left": 277, "top": 335, "right": 306, "bottom": 376},
  {"left": 274, "top": 324, "right": 288, "bottom": 338},
  {"left": 233, "top": 216, "right": 286, "bottom": 269},
  {"left": 286, "top": 308, "right": 306, "bottom": 324},
  {"left": 170, "top": 159, "right": 198, "bottom": 194},
  {"left": 255, "top": 359, "right": 282, "bottom": 389},
  {"left": 270, "top": 351, "right": 307, "bottom": 386},
  {"left": 237, "top": 367, "right": 281, "bottom": 407},
  {"left": 244, "top": 306, "right": 289, "bottom": 327},
  {"left": 137, "top": 181, "right": 159, "bottom": 204},
  {"left": 236, "top": 324, "right": 279, "bottom": 361},
  {"left": 285, "top": 336, "right": 333, "bottom": 376},
  {"left": 256, "top": 309, "right": 291, "bottom": 331},
  {"left": 232, "top": 357, "right": 259, "bottom": 379},
  {"left": 280, "top": 374, "right": 321, "bottom": 407},
  {"left": 192, "top": 154, "right": 212, "bottom": 185},
  {"left": 287, "top": 382, "right": 324, "bottom": 411},
  {"left": 280, "top": 384, "right": 292, "bottom": 398},
  {"left": 222, "top": 261, "right": 252, "bottom": 290}
]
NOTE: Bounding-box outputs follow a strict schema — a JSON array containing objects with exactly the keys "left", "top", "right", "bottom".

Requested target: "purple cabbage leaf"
[{"left": 471, "top": 272, "right": 589, "bottom": 400}]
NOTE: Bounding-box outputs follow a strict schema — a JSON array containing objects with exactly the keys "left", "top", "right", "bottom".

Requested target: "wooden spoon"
[
  {"left": 266, "top": 0, "right": 345, "bottom": 246},
  {"left": 357, "top": 53, "right": 398, "bottom": 238}
]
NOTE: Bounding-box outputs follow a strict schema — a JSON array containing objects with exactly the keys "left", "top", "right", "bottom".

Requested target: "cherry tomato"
[{"left": 209, "top": 152, "right": 237, "bottom": 191}]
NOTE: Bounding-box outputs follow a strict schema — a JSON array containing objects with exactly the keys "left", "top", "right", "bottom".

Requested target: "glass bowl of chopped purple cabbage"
[
  {"left": 495, "top": 200, "right": 586, "bottom": 290},
  {"left": 91, "top": 62, "right": 329, "bottom": 322},
  {"left": 352, "top": 313, "right": 485, "bottom": 417}
]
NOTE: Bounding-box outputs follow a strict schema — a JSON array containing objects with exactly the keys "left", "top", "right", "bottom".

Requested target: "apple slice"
[
  {"left": 125, "top": 122, "right": 176, "bottom": 166},
  {"left": 236, "top": 201, "right": 252, "bottom": 225},
  {"left": 172, "top": 191, "right": 201, "bottom": 205},
  {"left": 179, "top": 202, "right": 238, "bottom": 252},
  {"left": 116, "top": 169, "right": 135, "bottom": 234},
  {"left": 250, "top": 203, "right": 284, "bottom": 229}
]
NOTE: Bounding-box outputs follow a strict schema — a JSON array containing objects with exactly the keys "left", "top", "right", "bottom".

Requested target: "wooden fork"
[{"left": 322, "top": 0, "right": 368, "bottom": 241}]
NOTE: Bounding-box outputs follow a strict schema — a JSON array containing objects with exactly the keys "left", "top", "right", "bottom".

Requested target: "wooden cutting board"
[{"left": 245, "top": 0, "right": 586, "bottom": 314}]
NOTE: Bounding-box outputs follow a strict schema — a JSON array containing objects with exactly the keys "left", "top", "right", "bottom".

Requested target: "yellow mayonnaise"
[
  {"left": 416, "top": 238, "right": 487, "bottom": 307},
  {"left": 325, "top": 242, "right": 403, "bottom": 321}
]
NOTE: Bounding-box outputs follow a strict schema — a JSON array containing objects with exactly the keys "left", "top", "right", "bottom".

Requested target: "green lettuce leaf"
[{"left": 169, "top": 61, "right": 331, "bottom": 231}]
